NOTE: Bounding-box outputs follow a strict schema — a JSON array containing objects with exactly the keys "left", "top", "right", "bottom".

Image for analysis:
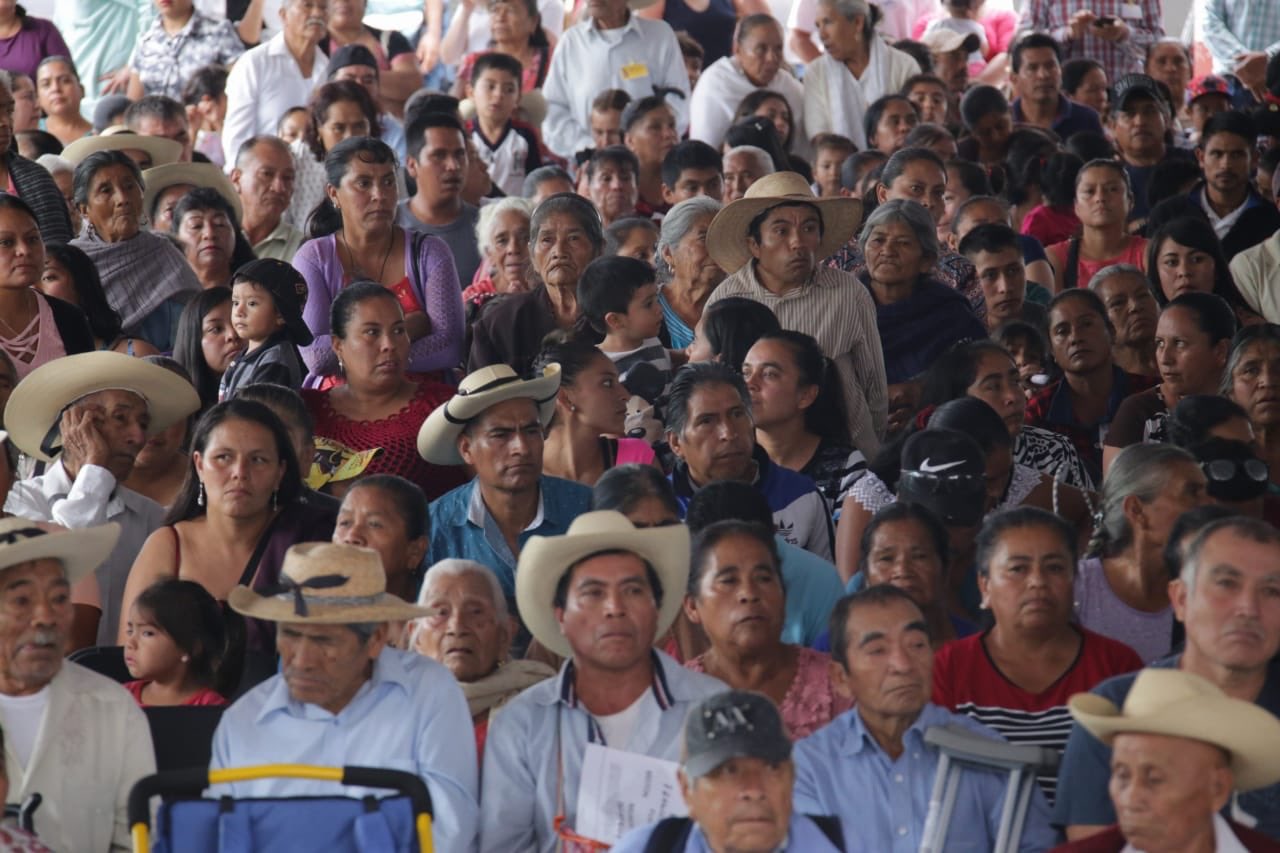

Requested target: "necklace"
[{"left": 339, "top": 227, "right": 395, "bottom": 284}]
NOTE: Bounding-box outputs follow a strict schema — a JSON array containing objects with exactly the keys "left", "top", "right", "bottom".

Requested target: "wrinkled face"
[
  {"left": 83, "top": 163, "right": 143, "bottom": 242},
  {"left": 971, "top": 246, "right": 1026, "bottom": 327},
  {"left": 1110, "top": 97, "right": 1168, "bottom": 158},
  {"left": 235, "top": 142, "right": 297, "bottom": 219},
  {"left": 832, "top": 597, "right": 932, "bottom": 717},
  {"left": 1156, "top": 305, "right": 1228, "bottom": 398},
  {"left": 0, "top": 205, "right": 43, "bottom": 290},
  {"left": 459, "top": 398, "right": 544, "bottom": 493},
  {"left": 907, "top": 81, "right": 949, "bottom": 126},
  {"left": 562, "top": 354, "right": 630, "bottom": 437},
  {"left": 193, "top": 418, "right": 286, "bottom": 519},
  {"left": 686, "top": 532, "right": 785, "bottom": 655},
  {"left": 0, "top": 559, "right": 71, "bottom": 695},
  {"left": 414, "top": 570, "right": 509, "bottom": 682},
  {"left": 1145, "top": 43, "right": 1190, "bottom": 96},
  {"left": 1013, "top": 46, "right": 1061, "bottom": 102},
  {"left": 863, "top": 518, "right": 943, "bottom": 607},
  {"left": 664, "top": 212, "right": 724, "bottom": 293},
  {"left": 735, "top": 22, "right": 784, "bottom": 85},
  {"left": 1048, "top": 297, "right": 1113, "bottom": 375},
  {"left": 281, "top": 0, "right": 329, "bottom": 43},
  {"left": 871, "top": 99, "right": 919, "bottom": 154},
  {"left": 746, "top": 204, "right": 821, "bottom": 286},
  {"left": 200, "top": 300, "right": 244, "bottom": 375},
  {"left": 813, "top": 4, "right": 861, "bottom": 62},
  {"left": 669, "top": 382, "right": 755, "bottom": 485},
  {"left": 279, "top": 622, "right": 382, "bottom": 714},
  {"left": 484, "top": 209, "right": 532, "bottom": 293},
  {"left": 1075, "top": 165, "right": 1132, "bottom": 228},
  {"left": 334, "top": 486, "right": 425, "bottom": 588},
  {"left": 1138, "top": 459, "right": 1210, "bottom": 548},
  {"left": 177, "top": 205, "right": 235, "bottom": 276},
  {"left": 625, "top": 105, "right": 679, "bottom": 167},
  {"left": 882, "top": 160, "right": 946, "bottom": 223},
  {"left": 555, "top": 552, "right": 660, "bottom": 670},
  {"left": 1198, "top": 132, "right": 1253, "bottom": 199},
  {"left": 35, "top": 60, "right": 80, "bottom": 117},
  {"left": 151, "top": 183, "right": 191, "bottom": 234},
  {"left": 76, "top": 389, "right": 151, "bottom": 480},
  {"left": 863, "top": 219, "right": 930, "bottom": 288},
  {"left": 723, "top": 152, "right": 767, "bottom": 201},
  {"left": 1229, "top": 340, "right": 1280, "bottom": 428},
  {"left": 532, "top": 211, "right": 600, "bottom": 287},
  {"left": 1094, "top": 270, "right": 1158, "bottom": 349},
  {"left": 1110, "top": 733, "right": 1231, "bottom": 853},
  {"left": 966, "top": 350, "right": 1025, "bottom": 436},
  {"left": 978, "top": 524, "right": 1075, "bottom": 633},
  {"left": 587, "top": 163, "right": 638, "bottom": 223},
  {"left": 681, "top": 757, "right": 794, "bottom": 853}
]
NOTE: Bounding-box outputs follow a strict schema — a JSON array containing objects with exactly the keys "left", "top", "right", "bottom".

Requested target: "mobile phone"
[{"left": 1094, "top": 16, "right": 1116, "bottom": 26}]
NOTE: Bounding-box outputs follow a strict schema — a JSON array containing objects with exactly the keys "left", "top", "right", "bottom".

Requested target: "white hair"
[
  {"left": 724, "top": 145, "right": 775, "bottom": 178},
  {"left": 408, "top": 559, "right": 510, "bottom": 651},
  {"left": 475, "top": 196, "right": 533, "bottom": 256}
]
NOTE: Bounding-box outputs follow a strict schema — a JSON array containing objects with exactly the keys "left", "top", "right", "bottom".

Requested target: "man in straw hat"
[
  {"left": 1055, "top": 515, "right": 1280, "bottom": 840},
  {"left": 212, "top": 541, "right": 479, "bottom": 850},
  {"left": 419, "top": 363, "right": 591, "bottom": 611},
  {"left": 701, "top": 171, "right": 886, "bottom": 458},
  {"left": 478, "top": 511, "right": 725, "bottom": 852},
  {"left": 1056, "top": 668, "right": 1280, "bottom": 851},
  {"left": 4, "top": 352, "right": 201, "bottom": 647},
  {"left": 0, "top": 519, "right": 156, "bottom": 853}
]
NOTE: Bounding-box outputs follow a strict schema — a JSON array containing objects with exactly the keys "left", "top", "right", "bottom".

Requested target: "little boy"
[
  {"left": 590, "top": 89, "right": 630, "bottom": 151},
  {"left": 992, "top": 319, "right": 1051, "bottom": 399},
  {"left": 578, "top": 256, "right": 672, "bottom": 389},
  {"left": 466, "top": 52, "right": 542, "bottom": 198},
  {"left": 220, "top": 258, "right": 312, "bottom": 399},
  {"left": 605, "top": 217, "right": 660, "bottom": 261},
  {"left": 812, "top": 133, "right": 856, "bottom": 197}
]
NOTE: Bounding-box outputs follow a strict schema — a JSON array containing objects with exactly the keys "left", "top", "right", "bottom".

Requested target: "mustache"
[
  {"left": 27, "top": 630, "right": 59, "bottom": 646},
  {"left": 306, "top": 16, "right": 326, "bottom": 26}
]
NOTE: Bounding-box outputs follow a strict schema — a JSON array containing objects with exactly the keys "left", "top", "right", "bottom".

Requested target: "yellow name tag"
[{"left": 620, "top": 63, "right": 650, "bottom": 81}]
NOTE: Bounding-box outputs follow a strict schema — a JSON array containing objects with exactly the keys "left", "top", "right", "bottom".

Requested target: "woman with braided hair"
[{"left": 1074, "top": 442, "right": 1209, "bottom": 663}]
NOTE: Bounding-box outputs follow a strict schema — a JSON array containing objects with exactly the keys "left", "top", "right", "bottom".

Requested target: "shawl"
[
  {"left": 71, "top": 225, "right": 200, "bottom": 335},
  {"left": 870, "top": 275, "right": 987, "bottom": 383},
  {"left": 460, "top": 659, "right": 556, "bottom": 717}
]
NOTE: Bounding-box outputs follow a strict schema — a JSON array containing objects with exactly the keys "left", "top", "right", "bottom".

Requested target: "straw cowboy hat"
[
  {"left": 61, "top": 126, "right": 183, "bottom": 167},
  {"left": 228, "top": 542, "right": 431, "bottom": 624},
  {"left": 142, "top": 162, "right": 244, "bottom": 222},
  {"left": 417, "top": 363, "right": 561, "bottom": 466},
  {"left": 5, "top": 351, "right": 202, "bottom": 462},
  {"left": 515, "top": 511, "right": 691, "bottom": 658},
  {"left": 1070, "top": 668, "right": 1280, "bottom": 791},
  {"left": 704, "top": 171, "right": 863, "bottom": 274},
  {"left": 0, "top": 518, "right": 121, "bottom": 585}
]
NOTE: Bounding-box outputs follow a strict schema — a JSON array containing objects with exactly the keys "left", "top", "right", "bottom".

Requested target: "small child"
[
  {"left": 578, "top": 256, "right": 672, "bottom": 388},
  {"left": 123, "top": 579, "right": 230, "bottom": 707},
  {"left": 812, "top": 133, "right": 857, "bottom": 197},
  {"left": 277, "top": 106, "right": 308, "bottom": 145},
  {"left": 219, "top": 258, "right": 312, "bottom": 399},
  {"left": 675, "top": 31, "right": 705, "bottom": 91},
  {"left": 590, "top": 89, "right": 630, "bottom": 151},
  {"left": 605, "top": 217, "right": 659, "bottom": 261},
  {"left": 467, "top": 52, "right": 543, "bottom": 198}
]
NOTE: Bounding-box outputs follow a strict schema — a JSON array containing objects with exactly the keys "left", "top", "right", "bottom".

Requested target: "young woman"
[{"left": 1047, "top": 160, "right": 1148, "bottom": 292}]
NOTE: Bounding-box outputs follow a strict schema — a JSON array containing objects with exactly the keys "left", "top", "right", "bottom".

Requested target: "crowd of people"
[{"left": 0, "top": 0, "right": 1278, "bottom": 849}]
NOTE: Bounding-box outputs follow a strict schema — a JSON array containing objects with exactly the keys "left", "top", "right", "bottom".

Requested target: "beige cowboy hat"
[
  {"left": 1070, "top": 668, "right": 1280, "bottom": 791},
  {"left": 704, "top": 171, "right": 863, "bottom": 274},
  {"left": 417, "top": 363, "right": 561, "bottom": 466},
  {"left": 61, "top": 126, "right": 183, "bottom": 168},
  {"left": 458, "top": 90, "right": 549, "bottom": 131},
  {"left": 142, "top": 162, "right": 244, "bottom": 222},
  {"left": 515, "top": 510, "right": 690, "bottom": 658},
  {"left": 228, "top": 541, "right": 431, "bottom": 624},
  {"left": 4, "top": 351, "right": 201, "bottom": 462},
  {"left": 0, "top": 518, "right": 121, "bottom": 585}
]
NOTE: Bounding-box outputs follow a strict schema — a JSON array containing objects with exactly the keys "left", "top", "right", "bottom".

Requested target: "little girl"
[{"left": 123, "top": 579, "right": 231, "bottom": 707}]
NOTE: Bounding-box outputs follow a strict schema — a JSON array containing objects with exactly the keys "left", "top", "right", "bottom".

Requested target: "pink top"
[
  {"left": 2, "top": 292, "right": 66, "bottom": 379},
  {"left": 615, "top": 437, "right": 656, "bottom": 466},
  {"left": 1048, "top": 236, "right": 1149, "bottom": 290},
  {"left": 685, "top": 646, "right": 852, "bottom": 740},
  {"left": 1021, "top": 204, "right": 1080, "bottom": 249},
  {"left": 125, "top": 680, "right": 228, "bottom": 707}
]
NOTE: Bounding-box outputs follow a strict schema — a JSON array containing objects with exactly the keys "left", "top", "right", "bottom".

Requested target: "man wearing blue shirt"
[
  {"left": 212, "top": 542, "right": 480, "bottom": 852},
  {"left": 791, "top": 585, "right": 1058, "bottom": 852},
  {"left": 1009, "top": 34, "right": 1105, "bottom": 141}
]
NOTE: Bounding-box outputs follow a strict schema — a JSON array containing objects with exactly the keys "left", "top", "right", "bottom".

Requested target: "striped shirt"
[{"left": 705, "top": 263, "right": 888, "bottom": 460}]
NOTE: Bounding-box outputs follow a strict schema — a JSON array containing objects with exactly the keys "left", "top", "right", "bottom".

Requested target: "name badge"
[
  {"left": 1119, "top": 3, "right": 1141, "bottom": 18},
  {"left": 620, "top": 62, "right": 650, "bottom": 81}
]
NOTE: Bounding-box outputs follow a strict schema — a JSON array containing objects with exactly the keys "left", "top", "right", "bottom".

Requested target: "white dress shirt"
[
  {"left": 541, "top": 13, "right": 690, "bottom": 159},
  {"left": 222, "top": 32, "right": 329, "bottom": 168},
  {"left": 689, "top": 56, "right": 805, "bottom": 152},
  {"left": 4, "top": 460, "right": 165, "bottom": 646}
]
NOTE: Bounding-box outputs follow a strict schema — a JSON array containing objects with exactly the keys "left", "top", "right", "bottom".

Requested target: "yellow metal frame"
[{"left": 130, "top": 764, "right": 433, "bottom": 853}]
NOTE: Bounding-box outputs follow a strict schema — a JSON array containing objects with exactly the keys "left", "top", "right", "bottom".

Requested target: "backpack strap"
[{"left": 642, "top": 816, "right": 694, "bottom": 853}]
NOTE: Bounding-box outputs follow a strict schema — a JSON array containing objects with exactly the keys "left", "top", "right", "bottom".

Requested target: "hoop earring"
[{"left": 197, "top": 481, "right": 205, "bottom": 507}]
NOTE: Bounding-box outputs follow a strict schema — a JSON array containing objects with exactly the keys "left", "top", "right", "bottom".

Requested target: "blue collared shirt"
[
  {"left": 792, "top": 704, "right": 1058, "bottom": 853},
  {"left": 611, "top": 813, "right": 844, "bottom": 852},
  {"left": 479, "top": 650, "right": 726, "bottom": 853},
  {"left": 211, "top": 647, "right": 479, "bottom": 852}
]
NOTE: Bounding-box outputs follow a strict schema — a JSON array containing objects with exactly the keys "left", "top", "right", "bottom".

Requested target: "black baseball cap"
[
  {"left": 232, "top": 258, "right": 313, "bottom": 346},
  {"left": 328, "top": 44, "right": 379, "bottom": 79},
  {"left": 682, "top": 691, "right": 791, "bottom": 779},
  {"left": 1111, "top": 73, "right": 1165, "bottom": 113},
  {"left": 898, "top": 428, "right": 987, "bottom": 528}
]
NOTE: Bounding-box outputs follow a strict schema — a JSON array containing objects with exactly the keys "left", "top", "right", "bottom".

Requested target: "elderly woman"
[
  {"left": 288, "top": 81, "right": 385, "bottom": 232},
  {"left": 859, "top": 199, "right": 985, "bottom": 393},
  {"left": 723, "top": 144, "right": 775, "bottom": 202},
  {"left": 463, "top": 196, "right": 534, "bottom": 318},
  {"left": 296, "top": 137, "right": 464, "bottom": 385},
  {"left": 656, "top": 196, "right": 724, "bottom": 350},
  {"left": 683, "top": 520, "right": 851, "bottom": 739},
  {"left": 171, "top": 187, "right": 256, "bottom": 291},
  {"left": 412, "top": 559, "right": 555, "bottom": 755},
  {"left": 690, "top": 15, "right": 804, "bottom": 151},
  {"left": 35, "top": 55, "right": 90, "bottom": 144},
  {"left": 1146, "top": 216, "right": 1260, "bottom": 326},
  {"left": 1090, "top": 263, "right": 1160, "bottom": 379},
  {"left": 1226, "top": 324, "right": 1280, "bottom": 492},
  {"left": 332, "top": 474, "right": 429, "bottom": 604},
  {"left": 469, "top": 193, "right": 604, "bottom": 376},
  {"left": 623, "top": 96, "right": 679, "bottom": 215},
  {"left": 933, "top": 506, "right": 1143, "bottom": 804},
  {"left": 802, "top": 0, "right": 920, "bottom": 149},
  {"left": 1047, "top": 159, "right": 1148, "bottom": 291},
  {"left": 70, "top": 150, "right": 200, "bottom": 351},
  {"left": 1077, "top": 444, "right": 1208, "bottom": 663}
]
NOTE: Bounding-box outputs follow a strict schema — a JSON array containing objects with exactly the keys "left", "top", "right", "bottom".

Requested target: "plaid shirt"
[
  {"left": 1017, "top": 0, "right": 1163, "bottom": 86},
  {"left": 1203, "top": 0, "right": 1280, "bottom": 73},
  {"left": 130, "top": 12, "right": 245, "bottom": 101}
]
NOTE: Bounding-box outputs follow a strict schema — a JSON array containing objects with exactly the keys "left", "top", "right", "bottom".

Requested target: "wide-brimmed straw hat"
[
  {"left": 61, "top": 127, "right": 183, "bottom": 167},
  {"left": 142, "top": 162, "right": 243, "bottom": 221},
  {"left": 1070, "top": 668, "right": 1280, "bottom": 791},
  {"left": 516, "top": 511, "right": 690, "bottom": 658},
  {"left": 704, "top": 171, "right": 862, "bottom": 274},
  {"left": 5, "top": 352, "right": 201, "bottom": 462},
  {"left": 228, "top": 542, "right": 431, "bottom": 624},
  {"left": 0, "top": 518, "right": 120, "bottom": 585},
  {"left": 417, "top": 363, "right": 561, "bottom": 465}
]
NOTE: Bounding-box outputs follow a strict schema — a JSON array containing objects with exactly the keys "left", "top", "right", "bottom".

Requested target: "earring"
[
  {"left": 181, "top": 655, "right": 190, "bottom": 663},
  {"left": 569, "top": 403, "right": 577, "bottom": 412},
  {"left": 337, "top": 358, "right": 345, "bottom": 374},
  {"left": 272, "top": 490, "right": 279, "bottom": 512},
  {"left": 197, "top": 481, "right": 205, "bottom": 507}
]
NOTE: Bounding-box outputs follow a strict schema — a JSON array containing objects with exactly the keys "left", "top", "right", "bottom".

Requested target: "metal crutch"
[{"left": 919, "top": 724, "right": 1060, "bottom": 853}]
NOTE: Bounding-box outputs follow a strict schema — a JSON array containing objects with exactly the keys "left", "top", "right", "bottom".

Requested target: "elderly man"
[
  {"left": 0, "top": 519, "right": 154, "bottom": 852},
  {"left": 222, "top": 0, "right": 329, "bottom": 167},
  {"left": 612, "top": 691, "right": 844, "bottom": 852},
  {"left": 419, "top": 364, "right": 591, "bottom": 611},
  {"left": 399, "top": 111, "right": 483, "bottom": 288},
  {"left": 587, "top": 145, "right": 642, "bottom": 227},
  {"left": 1055, "top": 516, "right": 1280, "bottom": 839},
  {"left": 792, "top": 584, "right": 1058, "bottom": 851},
  {"left": 231, "top": 135, "right": 307, "bottom": 261},
  {"left": 124, "top": 96, "right": 194, "bottom": 163},
  {"left": 479, "top": 511, "right": 725, "bottom": 852},
  {"left": 667, "top": 362, "right": 835, "bottom": 562},
  {"left": 1053, "top": 668, "right": 1280, "bottom": 851},
  {"left": 723, "top": 145, "right": 775, "bottom": 202},
  {"left": 213, "top": 541, "right": 479, "bottom": 850},
  {"left": 3, "top": 353, "right": 200, "bottom": 646},
  {"left": 541, "top": 0, "right": 689, "bottom": 159},
  {"left": 702, "top": 171, "right": 886, "bottom": 458}
]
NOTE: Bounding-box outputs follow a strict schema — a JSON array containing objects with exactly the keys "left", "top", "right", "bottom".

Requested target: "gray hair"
[
  {"left": 1180, "top": 515, "right": 1280, "bottom": 590},
  {"left": 655, "top": 196, "right": 722, "bottom": 282},
  {"left": 724, "top": 145, "right": 775, "bottom": 178},
  {"left": 819, "top": 0, "right": 870, "bottom": 23},
  {"left": 521, "top": 165, "right": 573, "bottom": 199},
  {"left": 475, "top": 196, "right": 533, "bottom": 255},
  {"left": 1087, "top": 443, "right": 1199, "bottom": 558},
  {"left": 36, "top": 154, "right": 72, "bottom": 177},
  {"left": 858, "top": 198, "right": 940, "bottom": 264},
  {"left": 1088, "top": 263, "right": 1145, "bottom": 294},
  {"left": 407, "top": 559, "right": 510, "bottom": 650},
  {"left": 529, "top": 193, "right": 605, "bottom": 253},
  {"left": 234, "top": 134, "right": 292, "bottom": 170}
]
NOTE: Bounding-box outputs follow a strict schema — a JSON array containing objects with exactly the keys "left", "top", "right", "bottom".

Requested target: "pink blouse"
[{"left": 2, "top": 292, "right": 65, "bottom": 379}]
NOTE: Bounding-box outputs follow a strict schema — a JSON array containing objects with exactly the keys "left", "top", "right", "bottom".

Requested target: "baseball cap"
[
  {"left": 1111, "top": 73, "right": 1165, "bottom": 112},
  {"left": 897, "top": 428, "right": 987, "bottom": 528},
  {"left": 682, "top": 691, "right": 792, "bottom": 780},
  {"left": 328, "top": 44, "right": 380, "bottom": 79},
  {"left": 1187, "top": 75, "right": 1233, "bottom": 106},
  {"left": 922, "top": 30, "right": 982, "bottom": 56},
  {"left": 232, "top": 258, "right": 313, "bottom": 346}
]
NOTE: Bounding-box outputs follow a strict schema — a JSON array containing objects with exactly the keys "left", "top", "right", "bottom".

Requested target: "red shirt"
[{"left": 125, "top": 680, "right": 228, "bottom": 707}]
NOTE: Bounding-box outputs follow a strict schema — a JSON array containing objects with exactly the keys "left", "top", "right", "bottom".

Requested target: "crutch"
[{"left": 919, "top": 724, "right": 1060, "bottom": 853}]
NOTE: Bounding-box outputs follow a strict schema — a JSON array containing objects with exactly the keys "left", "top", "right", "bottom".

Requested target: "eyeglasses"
[{"left": 1203, "top": 458, "right": 1268, "bottom": 484}]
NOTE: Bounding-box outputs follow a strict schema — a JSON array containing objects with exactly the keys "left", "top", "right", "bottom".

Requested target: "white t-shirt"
[
  {"left": 594, "top": 690, "right": 655, "bottom": 749},
  {"left": 0, "top": 686, "right": 50, "bottom": 768}
]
